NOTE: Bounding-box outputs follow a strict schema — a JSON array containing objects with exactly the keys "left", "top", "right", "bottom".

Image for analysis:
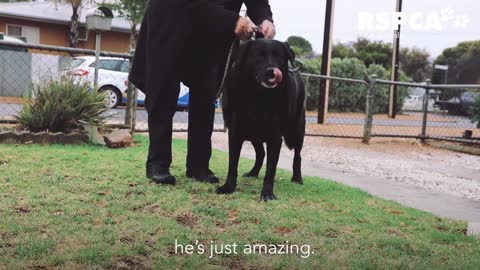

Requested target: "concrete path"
[{"left": 248, "top": 145, "right": 480, "bottom": 223}]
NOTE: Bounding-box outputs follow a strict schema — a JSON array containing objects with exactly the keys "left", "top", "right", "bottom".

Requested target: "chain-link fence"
[
  {"left": 1, "top": 40, "right": 478, "bottom": 145},
  {"left": 303, "top": 73, "right": 480, "bottom": 145},
  {"left": 0, "top": 40, "right": 204, "bottom": 133},
  {"left": 372, "top": 79, "right": 480, "bottom": 143},
  {"left": 302, "top": 73, "right": 369, "bottom": 138}
]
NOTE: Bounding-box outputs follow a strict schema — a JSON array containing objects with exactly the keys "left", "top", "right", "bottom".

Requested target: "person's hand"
[
  {"left": 235, "top": 16, "right": 256, "bottom": 41},
  {"left": 259, "top": 20, "right": 276, "bottom": 39}
]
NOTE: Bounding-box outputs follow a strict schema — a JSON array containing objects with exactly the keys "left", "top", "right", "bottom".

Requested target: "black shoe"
[
  {"left": 186, "top": 169, "right": 219, "bottom": 184},
  {"left": 146, "top": 166, "right": 176, "bottom": 185}
]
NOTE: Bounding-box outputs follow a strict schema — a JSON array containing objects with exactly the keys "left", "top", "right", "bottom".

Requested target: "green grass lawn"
[{"left": 0, "top": 136, "right": 479, "bottom": 269}]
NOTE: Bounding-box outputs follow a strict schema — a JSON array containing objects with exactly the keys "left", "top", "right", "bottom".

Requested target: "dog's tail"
[
  {"left": 283, "top": 110, "right": 306, "bottom": 149},
  {"left": 283, "top": 72, "right": 306, "bottom": 150}
]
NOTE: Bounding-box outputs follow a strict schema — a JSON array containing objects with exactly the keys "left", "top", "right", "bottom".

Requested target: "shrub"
[
  {"left": 16, "top": 77, "right": 108, "bottom": 133},
  {"left": 302, "top": 57, "right": 322, "bottom": 110},
  {"left": 302, "top": 57, "right": 411, "bottom": 113},
  {"left": 470, "top": 95, "right": 480, "bottom": 128},
  {"left": 329, "top": 58, "right": 367, "bottom": 112}
]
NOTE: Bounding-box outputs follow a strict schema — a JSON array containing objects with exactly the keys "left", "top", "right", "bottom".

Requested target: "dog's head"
[{"left": 235, "top": 40, "right": 295, "bottom": 89}]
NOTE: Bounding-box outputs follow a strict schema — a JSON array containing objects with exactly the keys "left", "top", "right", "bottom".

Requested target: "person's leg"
[
  {"left": 145, "top": 82, "right": 180, "bottom": 184},
  {"left": 185, "top": 66, "right": 219, "bottom": 182}
]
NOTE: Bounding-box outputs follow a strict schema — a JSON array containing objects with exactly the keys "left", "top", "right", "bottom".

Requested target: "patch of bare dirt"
[
  {"left": 15, "top": 206, "right": 31, "bottom": 214},
  {"left": 108, "top": 256, "right": 150, "bottom": 270},
  {"left": 175, "top": 213, "right": 199, "bottom": 228}
]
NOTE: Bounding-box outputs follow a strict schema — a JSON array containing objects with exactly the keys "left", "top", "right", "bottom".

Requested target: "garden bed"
[{"left": 0, "top": 130, "right": 88, "bottom": 145}]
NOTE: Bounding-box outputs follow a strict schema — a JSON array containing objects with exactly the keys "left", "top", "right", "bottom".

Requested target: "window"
[
  {"left": 6, "top": 24, "right": 40, "bottom": 44},
  {"left": 120, "top": 60, "right": 130, "bottom": 73},
  {"left": 69, "top": 58, "right": 86, "bottom": 69},
  {"left": 90, "top": 60, "right": 122, "bottom": 71},
  {"left": 78, "top": 27, "right": 88, "bottom": 41},
  {"left": 6, "top": 25, "right": 22, "bottom": 37}
]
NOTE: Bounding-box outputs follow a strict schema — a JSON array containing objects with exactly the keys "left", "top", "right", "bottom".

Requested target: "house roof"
[{"left": 0, "top": 1, "right": 135, "bottom": 33}]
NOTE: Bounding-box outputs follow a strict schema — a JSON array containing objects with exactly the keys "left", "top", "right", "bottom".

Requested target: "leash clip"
[{"left": 250, "top": 26, "right": 260, "bottom": 40}]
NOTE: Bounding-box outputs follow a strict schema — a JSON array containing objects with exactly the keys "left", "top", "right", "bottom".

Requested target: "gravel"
[{"left": 174, "top": 133, "right": 480, "bottom": 201}]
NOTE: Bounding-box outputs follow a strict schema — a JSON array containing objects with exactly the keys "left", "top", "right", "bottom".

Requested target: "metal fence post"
[
  {"left": 94, "top": 32, "right": 101, "bottom": 91},
  {"left": 363, "top": 74, "right": 376, "bottom": 144},
  {"left": 420, "top": 80, "right": 431, "bottom": 142}
]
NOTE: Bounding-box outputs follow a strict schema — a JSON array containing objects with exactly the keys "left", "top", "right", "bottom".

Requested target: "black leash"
[{"left": 215, "top": 38, "right": 240, "bottom": 100}]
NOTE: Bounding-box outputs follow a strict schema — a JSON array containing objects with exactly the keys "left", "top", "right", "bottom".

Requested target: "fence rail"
[
  {"left": 303, "top": 73, "right": 480, "bottom": 145},
  {"left": 0, "top": 41, "right": 479, "bottom": 146}
]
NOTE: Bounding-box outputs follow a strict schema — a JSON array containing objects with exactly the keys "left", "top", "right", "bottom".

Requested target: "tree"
[
  {"left": 286, "top": 36, "right": 313, "bottom": 58},
  {"left": 470, "top": 95, "right": 480, "bottom": 128},
  {"left": 65, "top": 0, "right": 83, "bottom": 48},
  {"left": 332, "top": 38, "right": 431, "bottom": 82},
  {"left": 352, "top": 37, "right": 392, "bottom": 68},
  {"left": 103, "top": 0, "right": 146, "bottom": 129},
  {"left": 434, "top": 41, "right": 480, "bottom": 100},
  {"left": 332, "top": 43, "right": 355, "bottom": 59},
  {"left": 399, "top": 47, "right": 432, "bottom": 82},
  {"left": 103, "top": 0, "right": 146, "bottom": 51},
  {"left": 434, "top": 41, "right": 480, "bottom": 84}
]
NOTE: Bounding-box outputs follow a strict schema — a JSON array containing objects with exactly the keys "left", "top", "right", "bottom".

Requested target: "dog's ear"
[{"left": 283, "top": 42, "right": 296, "bottom": 66}]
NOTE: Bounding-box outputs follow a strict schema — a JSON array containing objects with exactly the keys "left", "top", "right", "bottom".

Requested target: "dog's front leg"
[
  {"left": 216, "top": 132, "right": 243, "bottom": 195},
  {"left": 261, "top": 138, "right": 282, "bottom": 201},
  {"left": 243, "top": 141, "right": 265, "bottom": 178}
]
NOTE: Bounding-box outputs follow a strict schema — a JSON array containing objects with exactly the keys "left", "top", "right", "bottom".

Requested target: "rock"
[
  {"left": 467, "top": 223, "right": 480, "bottom": 238},
  {"left": 104, "top": 129, "right": 133, "bottom": 148},
  {"left": 84, "top": 125, "right": 106, "bottom": 146}
]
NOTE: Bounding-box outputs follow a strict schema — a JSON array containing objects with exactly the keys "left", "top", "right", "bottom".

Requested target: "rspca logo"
[{"left": 358, "top": 8, "right": 470, "bottom": 32}]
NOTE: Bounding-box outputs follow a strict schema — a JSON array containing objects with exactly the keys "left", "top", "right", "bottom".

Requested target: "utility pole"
[
  {"left": 388, "top": 0, "right": 403, "bottom": 118},
  {"left": 318, "top": 0, "right": 335, "bottom": 124}
]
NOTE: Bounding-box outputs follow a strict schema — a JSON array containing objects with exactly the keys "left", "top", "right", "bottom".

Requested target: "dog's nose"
[{"left": 265, "top": 68, "right": 276, "bottom": 80}]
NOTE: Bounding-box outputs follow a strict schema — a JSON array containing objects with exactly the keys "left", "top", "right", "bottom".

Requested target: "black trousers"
[{"left": 146, "top": 65, "right": 218, "bottom": 172}]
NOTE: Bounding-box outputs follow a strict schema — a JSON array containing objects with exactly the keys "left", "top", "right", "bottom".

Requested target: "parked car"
[
  {"left": 64, "top": 56, "right": 190, "bottom": 109},
  {"left": 435, "top": 91, "right": 479, "bottom": 115},
  {"left": 0, "top": 33, "right": 27, "bottom": 52}
]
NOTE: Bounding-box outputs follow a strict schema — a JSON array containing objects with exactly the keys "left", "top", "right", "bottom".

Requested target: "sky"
[{"left": 266, "top": 0, "right": 480, "bottom": 58}]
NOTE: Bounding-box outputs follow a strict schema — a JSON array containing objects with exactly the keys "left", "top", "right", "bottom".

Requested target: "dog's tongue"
[{"left": 269, "top": 68, "right": 283, "bottom": 85}]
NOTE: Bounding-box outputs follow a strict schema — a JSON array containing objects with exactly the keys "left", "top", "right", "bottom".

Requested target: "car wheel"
[{"left": 99, "top": 86, "right": 121, "bottom": 109}]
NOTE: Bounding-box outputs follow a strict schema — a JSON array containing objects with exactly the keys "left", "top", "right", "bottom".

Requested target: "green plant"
[
  {"left": 302, "top": 58, "right": 410, "bottom": 113},
  {"left": 470, "top": 95, "right": 480, "bottom": 128},
  {"left": 329, "top": 58, "right": 368, "bottom": 112},
  {"left": 16, "top": 77, "right": 108, "bottom": 133},
  {"left": 286, "top": 36, "right": 313, "bottom": 57}
]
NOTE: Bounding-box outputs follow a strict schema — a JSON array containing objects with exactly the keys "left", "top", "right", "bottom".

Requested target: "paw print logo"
[
  {"left": 454, "top": 15, "right": 470, "bottom": 28},
  {"left": 440, "top": 8, "right": 456, "bottom": 22}
]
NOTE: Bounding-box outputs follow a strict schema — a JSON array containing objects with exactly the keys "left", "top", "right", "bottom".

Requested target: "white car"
[{"left": 65, "top": 56, "right": 190, "bottom": 109}]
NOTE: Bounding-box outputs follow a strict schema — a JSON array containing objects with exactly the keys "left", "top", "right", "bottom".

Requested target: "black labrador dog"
[{"left": 217, "top": 39, "right": 306, "bottom": 201}]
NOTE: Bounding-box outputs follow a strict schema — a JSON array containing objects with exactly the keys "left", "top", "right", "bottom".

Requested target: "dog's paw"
[
  {"left": 243, "top": 171, "right": 259, "bottom": 178},
  {"left": 216, "top": 184, "right": 236, "bottom": 195},
  {"left": 260, "top": 194, "right": 277, "bottom": 202},
  {"left": 291, "top": 176, "right": 304, "bottom": 185}
]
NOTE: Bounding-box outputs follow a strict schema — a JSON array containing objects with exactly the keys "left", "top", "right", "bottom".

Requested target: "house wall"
[
  {"left": 79, "top": 30, "right": 130, "bottom": 53},
  {"left": 0, "top": 17, "right": 130, "bottom": 53}
]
